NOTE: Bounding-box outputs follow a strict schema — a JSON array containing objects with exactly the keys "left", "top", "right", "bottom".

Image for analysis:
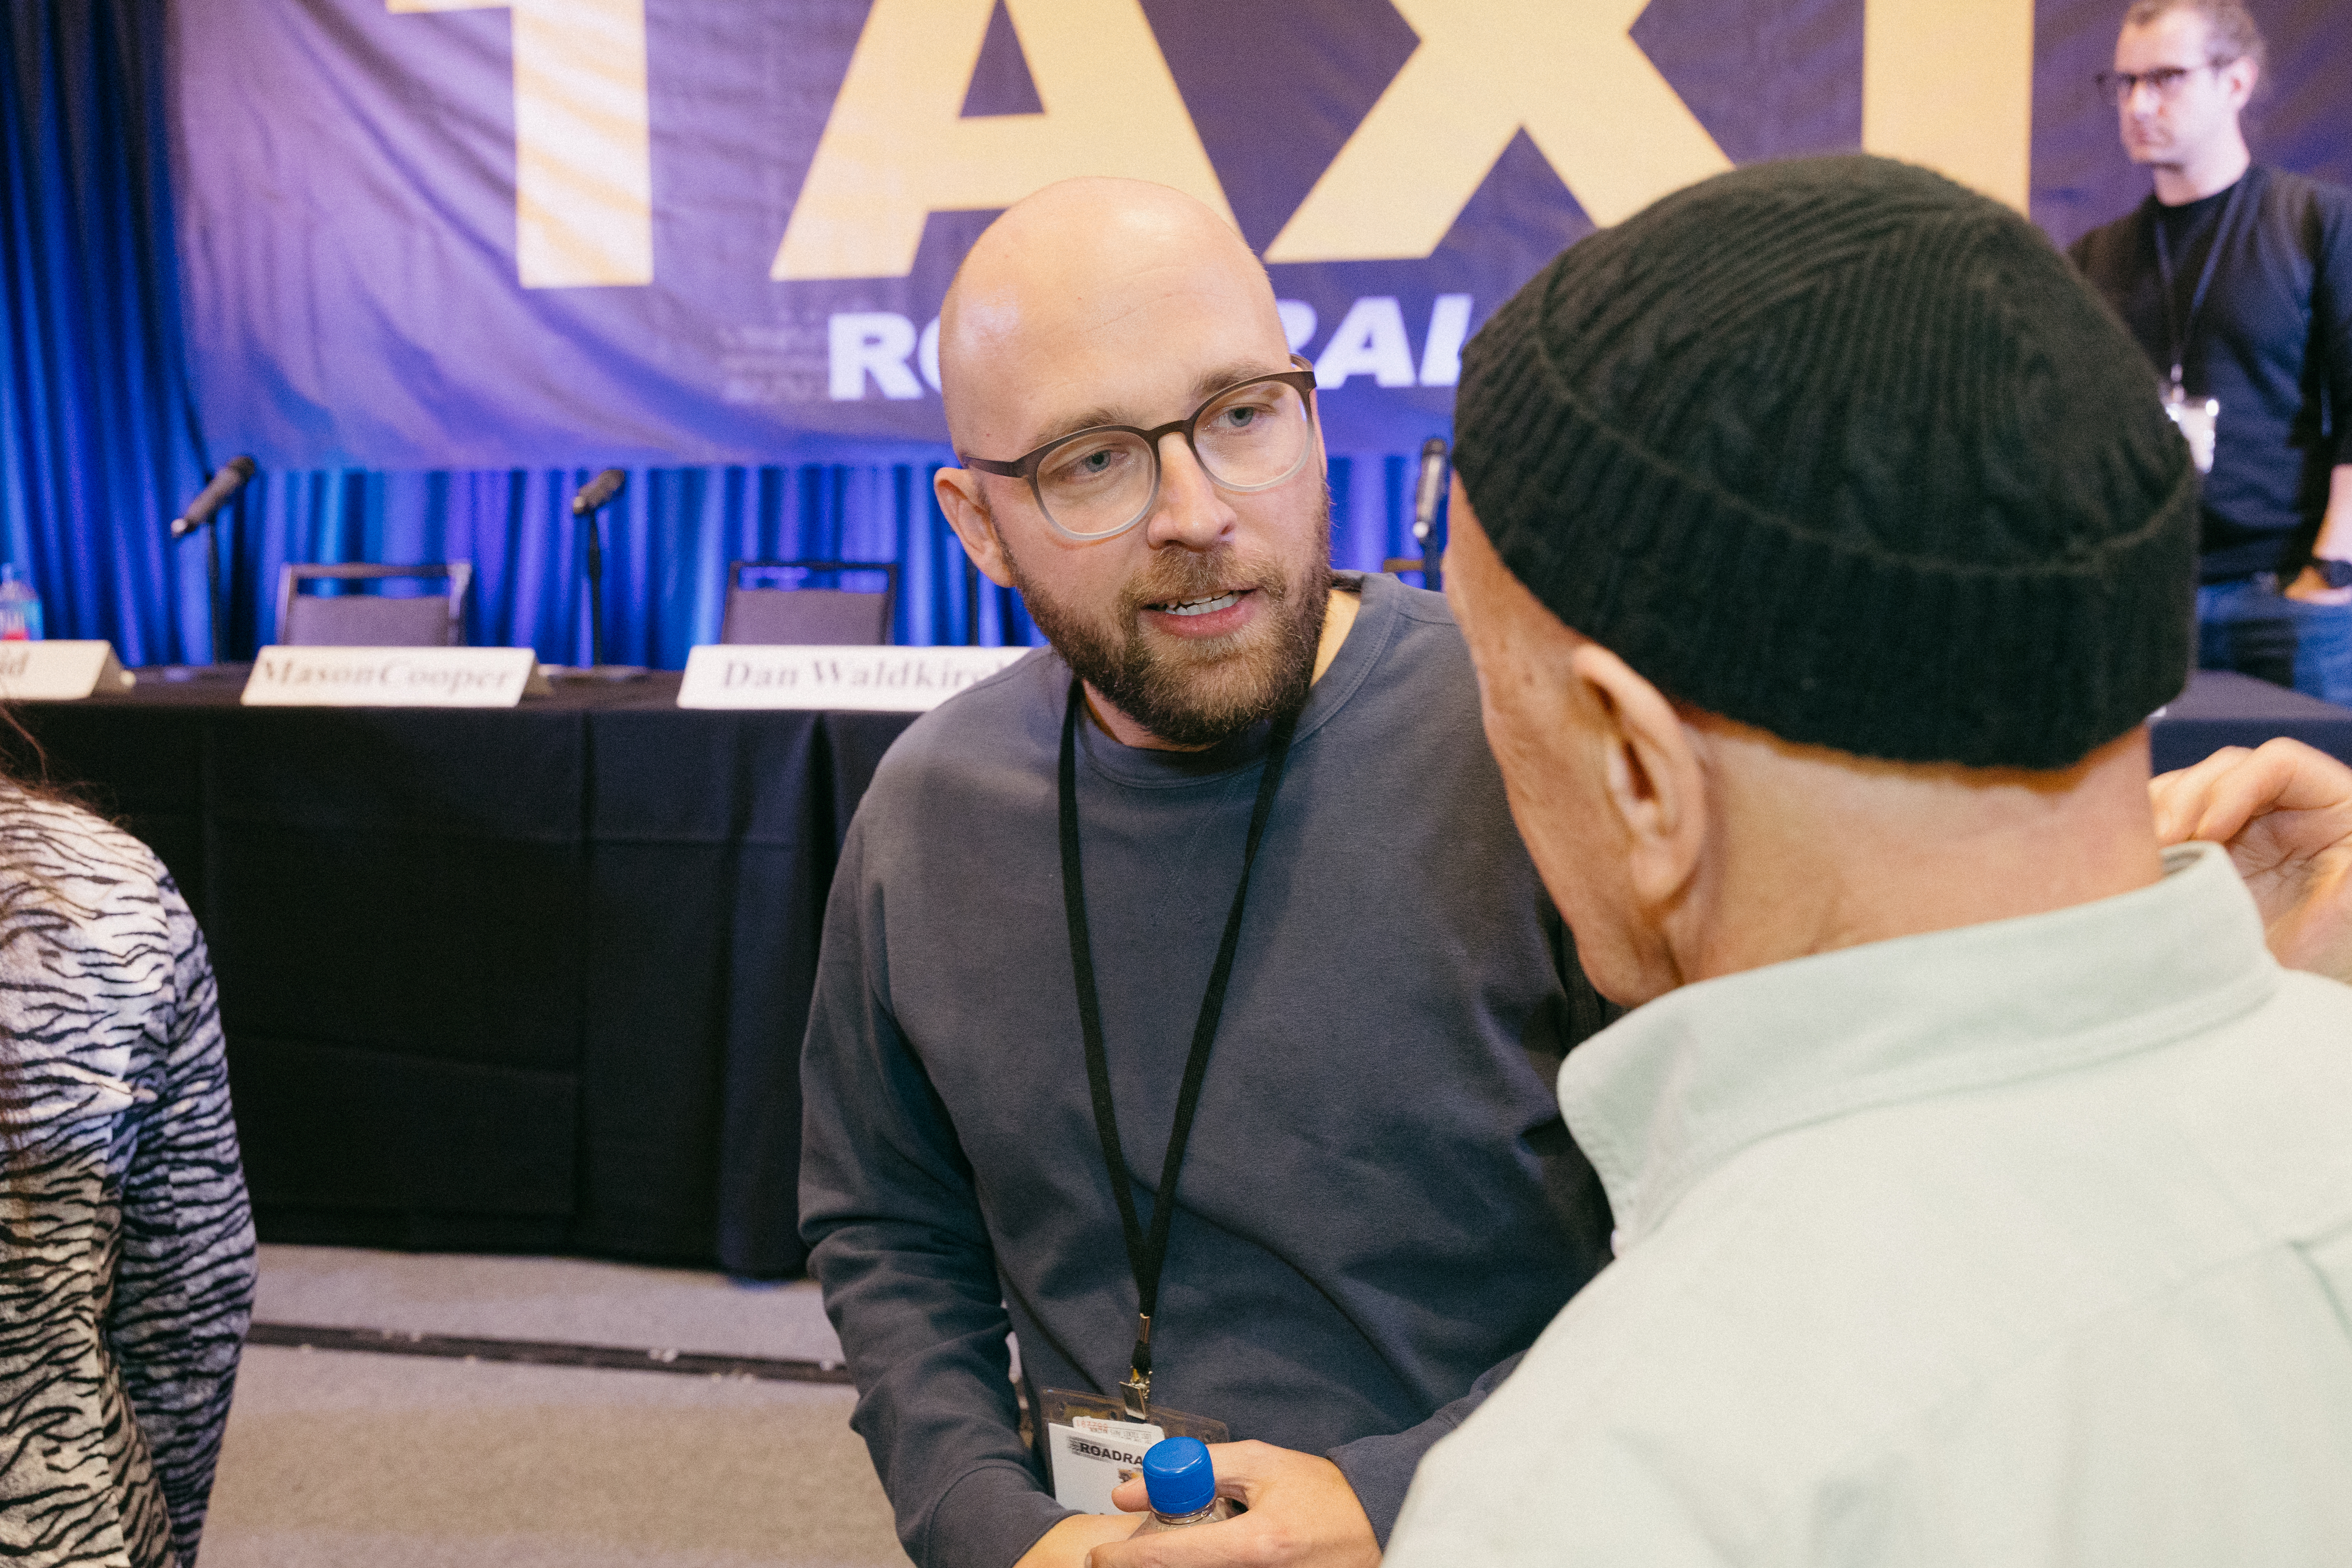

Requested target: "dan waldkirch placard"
[{"left": 677, "top": 645, "right": 1027, "bottom": 710}]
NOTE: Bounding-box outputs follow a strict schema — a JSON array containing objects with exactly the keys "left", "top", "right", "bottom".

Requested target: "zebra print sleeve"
[
  {"left": 104, "top": 868, "right": 255, "bottom": 1565},
  {"left": 0, "top": 788, "right": 256, "bottom": 1568}
]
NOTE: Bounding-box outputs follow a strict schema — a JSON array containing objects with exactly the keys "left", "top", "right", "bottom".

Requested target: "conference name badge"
[
  {"left": 674, "top": 645, "right": 1026, "bottom": 710},
  {"left": 2163, "top": 378, "right": 2220, "bottom": 475},
  {"left": 241, "top": 647, "right": 548, "bottom": 707},
  {"left": 0, "top": 641, "right": 134, "bottom": 702},
  {"left": 1039, "top": 1388, "right": 1228, "bottom": 1517}
]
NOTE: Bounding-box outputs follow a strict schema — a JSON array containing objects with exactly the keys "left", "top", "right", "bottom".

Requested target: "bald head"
[
  {"left": 929, "top": 176, "right": 1337, "bottom": 754},
  {"left": 937, "top": 178, "right": 1289, "bottom": 456}
]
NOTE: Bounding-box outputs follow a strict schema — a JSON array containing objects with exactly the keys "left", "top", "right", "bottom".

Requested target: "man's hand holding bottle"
[{"left": 1015, "top": 1437, "right": 1378, "bottom": 1568}]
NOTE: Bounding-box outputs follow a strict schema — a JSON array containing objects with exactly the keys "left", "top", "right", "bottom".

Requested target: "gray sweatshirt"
[{"left": 799, "top": 571, "right": 1614, "bottom": 1568}]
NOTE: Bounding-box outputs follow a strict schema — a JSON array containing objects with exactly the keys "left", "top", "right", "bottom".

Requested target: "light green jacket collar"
[{"left": 1561, "top": 841, "right": 2279, "bottom": 1246}]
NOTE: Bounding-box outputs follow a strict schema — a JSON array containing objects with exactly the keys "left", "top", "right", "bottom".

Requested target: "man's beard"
[{"left": 1005, "top": 504, "right": 1334, "bottom": 749}]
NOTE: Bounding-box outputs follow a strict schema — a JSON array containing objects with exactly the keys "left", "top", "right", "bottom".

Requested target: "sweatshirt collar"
[{"left": 1560, "top": 842, "right": 2279, "bottom": 1244}]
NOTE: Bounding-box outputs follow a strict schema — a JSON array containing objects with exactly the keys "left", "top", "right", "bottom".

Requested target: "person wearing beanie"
[{"left": 1384, "top": 154, "right": 2352, "bottom": 1566}]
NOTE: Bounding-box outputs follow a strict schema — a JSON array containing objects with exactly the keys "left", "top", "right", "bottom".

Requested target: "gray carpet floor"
[
  {"left": 201, "top": 1246, "right": 909, "bottom": 1567},
  {"left": 247, "top": 1244, "right": 849, "bottom": 1364}
]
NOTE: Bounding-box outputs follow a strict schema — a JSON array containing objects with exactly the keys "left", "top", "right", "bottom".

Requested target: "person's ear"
[
  {"left": 1565, "top": 641, "right": 1708, "bottom": 914},
  {"left": 935, "top": 468, "right": 1017, "bottom": 588},
  {"left": 2222, "top": 54, "right": 2258, "bottom": 109}
]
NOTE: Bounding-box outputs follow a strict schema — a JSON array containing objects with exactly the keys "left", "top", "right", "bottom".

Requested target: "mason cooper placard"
[
  {"left": 241, "top": 647, "right": 548, "bottom": 707},
  {"left": 676, "top": 645, "right": 1028, "bottom": 710}
]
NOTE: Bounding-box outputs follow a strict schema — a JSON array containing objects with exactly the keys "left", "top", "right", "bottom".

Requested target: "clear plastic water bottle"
[
  {"left": 0, "top": 565, "right": 43, "bottom": 642},
  {"left": 1130, "top": 1436, "right": 1236, "bottom": 1534}
]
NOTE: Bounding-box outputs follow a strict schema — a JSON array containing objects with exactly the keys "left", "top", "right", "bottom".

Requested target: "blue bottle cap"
[{"left": 1141, "top": 1435, "right": 1216, "bottom": 1516}]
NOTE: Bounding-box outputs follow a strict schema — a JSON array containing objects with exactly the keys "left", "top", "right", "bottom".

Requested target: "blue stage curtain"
[
  {"left": 219, "top": 462, "right": 1047, "bottom": 664},
  {"left": 2, "top": 0, "right": 209, "bottom": 667},
  {"left": 213, "top": 456, "right": 1437, "bottom": 664},
  {"left": 5, "top": 2, "right": 1436, "bottom": 667}
]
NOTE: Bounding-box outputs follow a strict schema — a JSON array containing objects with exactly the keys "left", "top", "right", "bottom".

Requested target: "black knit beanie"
[{"left": 1453, "top": 155, "right": 2197, "bottom": 769}]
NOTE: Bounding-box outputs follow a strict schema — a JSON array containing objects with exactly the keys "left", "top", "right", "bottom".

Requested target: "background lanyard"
[
  {"left": 2152, "top": 176, "right": 2246, "bottom": 391},
  {"left": 1057, "top": 678, "right": 1299, "bottom": 1420}
]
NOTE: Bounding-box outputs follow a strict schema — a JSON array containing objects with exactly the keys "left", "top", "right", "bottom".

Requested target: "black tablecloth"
[
  {"left": 13, "top": 670, "right": 917, "bottom": 1279},
  {"left": 9, "top": 664, "right": 2346, "bottom": 1279},
  {"left": 2149, "top": 668, "right": 2352, "bottom": 771}
]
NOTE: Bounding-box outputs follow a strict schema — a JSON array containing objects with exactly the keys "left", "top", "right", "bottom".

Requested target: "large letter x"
[{"left": 1266, "top": 0, "right": 1729, "bottom": 263}]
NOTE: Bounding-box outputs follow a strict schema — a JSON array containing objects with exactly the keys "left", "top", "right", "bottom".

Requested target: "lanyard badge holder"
[
  {"left": 1038, "top": 1390, "right": 1227, "bottom": 1518},
  {"left": 2152, "top": 180, "right": 2243, "bottom": 476},
  {"left": 1038, "top": 679, "right": 1299, "bottom": 1517},
  {"left": 2162, "top": 377, "right": 2220, "bottom": 476}
]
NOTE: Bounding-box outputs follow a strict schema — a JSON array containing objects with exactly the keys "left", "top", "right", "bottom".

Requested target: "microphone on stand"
[
  {"left": 171, "top": 456, "right": 257, "bottom": 538},
  {"left": 566, "top": 468, "right": 643, "bottom": 680},
  {"left": 1383, "top": 438, "right": 1452, "bottom": 585},
  {"left": 167, "top": 456, "right": 258, "bottom": 675},
  {"left": 1411, "top": 437, "right": 1447, "bottom": 547},
  {"left": 1383, "top": 438, "right": 1449, "bottom": 591},
  {"left": 571, "top": 468, "right": 626, "bottom": 516}
]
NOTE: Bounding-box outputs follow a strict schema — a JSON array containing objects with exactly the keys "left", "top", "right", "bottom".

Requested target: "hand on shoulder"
[{"left": 2151, "top": 737, "right": 2352, "bottom": 981}]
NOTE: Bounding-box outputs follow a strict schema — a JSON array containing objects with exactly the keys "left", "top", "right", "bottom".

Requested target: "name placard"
[
  {"left": 677, "top": 645, "right": 1029, "bottom": 711},
  {"left": 0, "top": 641, "right": 134, "bottom": 702},
  {"left": 241, "top": 647, "right": 545, "bottom": 708}
]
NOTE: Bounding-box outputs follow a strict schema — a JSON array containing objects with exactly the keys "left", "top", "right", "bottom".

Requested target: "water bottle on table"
[
  {"left": 0, "top": 566, "right": 43, "bottom": 641},
  {"left": 1130, "top": 1436, "right": 1236, "bottom": 1534}
]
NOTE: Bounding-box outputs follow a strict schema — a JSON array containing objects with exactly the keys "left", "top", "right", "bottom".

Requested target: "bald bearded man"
[{"left": 796, "top": 179, "right": 1615, "bottom": 1568}]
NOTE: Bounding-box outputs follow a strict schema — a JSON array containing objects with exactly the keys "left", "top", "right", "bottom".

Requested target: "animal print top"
[{"left": 0, "top": 789, "right": 255, "bottom": 1567}]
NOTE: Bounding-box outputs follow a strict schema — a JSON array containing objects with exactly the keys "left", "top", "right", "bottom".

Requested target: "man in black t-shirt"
[{"left": 2069, "top": 0, "right": 2352, "bottom": 702}]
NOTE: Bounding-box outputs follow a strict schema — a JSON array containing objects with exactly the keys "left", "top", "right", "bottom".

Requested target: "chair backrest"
[
  {"left": 278, "top": 563, "right": 472, "bottom": 648},
  {"left": 722, "top": 560, "right": 898, "bottom": 646}
]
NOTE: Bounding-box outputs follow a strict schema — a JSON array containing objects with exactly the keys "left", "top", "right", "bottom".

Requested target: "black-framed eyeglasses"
[
  {"left": 961, "top": 359, "right": 1320, "bottom": 542},
  {"left": 2094, "top": 62, "right": 2224, "bottom": 105}
]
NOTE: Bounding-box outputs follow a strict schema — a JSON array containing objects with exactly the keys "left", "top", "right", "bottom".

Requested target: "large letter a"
[{"left": 772, "top": 0, "right": 1236, "bottom": 281}]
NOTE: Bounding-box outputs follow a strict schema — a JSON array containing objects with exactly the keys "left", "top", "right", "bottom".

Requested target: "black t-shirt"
[{"left": 2071, "top": 165, "right": 2352, "bottom": 581}]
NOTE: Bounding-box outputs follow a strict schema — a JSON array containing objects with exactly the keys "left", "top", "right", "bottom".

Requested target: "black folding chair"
[
  {"left": 720, "top": 560, "right": 898, "bottom": 645},
  {"left": 277, "top": 563, "right": 472, "bottom": 646}
]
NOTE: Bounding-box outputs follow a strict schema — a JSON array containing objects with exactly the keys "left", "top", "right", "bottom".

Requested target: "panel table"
[
  {"left": 12, "top": 670, "right": 915, "bottom": 1279},
  {"left": 2149, "top": 668, "right": 2352, "bottom": 772},
  {"left": 6, "top": 664, "right": 2341, "bottom": 1277}
]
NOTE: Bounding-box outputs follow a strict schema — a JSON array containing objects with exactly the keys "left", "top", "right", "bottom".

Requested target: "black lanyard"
[
  {"left": 1057, "top": 677, "right": 1299, "bottom": 1420},
  {"left": 2151, "top": 176, "right": 2247, "bottom": 390}
]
